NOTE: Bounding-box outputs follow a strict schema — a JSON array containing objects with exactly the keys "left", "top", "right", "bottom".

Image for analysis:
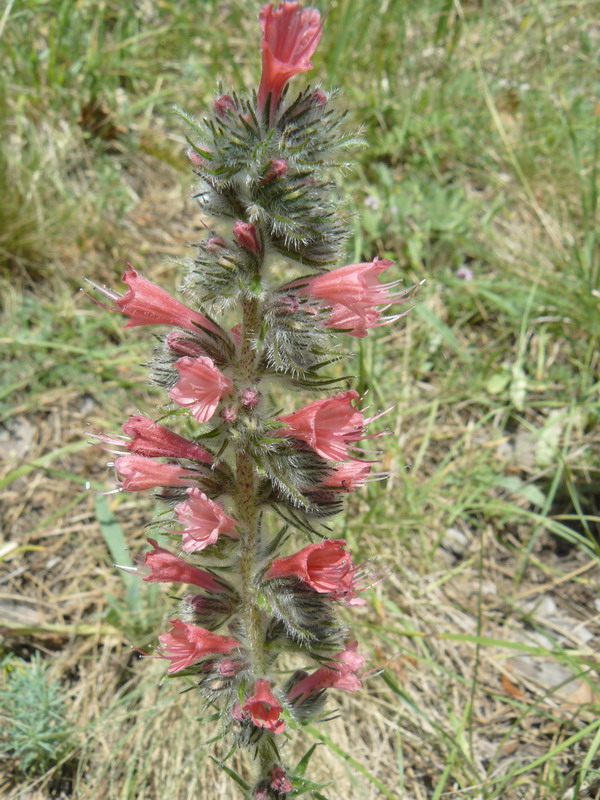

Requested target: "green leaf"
[
  {"left": 209, "top": 757, "right": 249, "bottom": 791},
  {"left": 295, "top": 743, "right": 322, "bottom": 777},
  {"left": 95, "top": 494, "right": 140, "bottom": 613}
]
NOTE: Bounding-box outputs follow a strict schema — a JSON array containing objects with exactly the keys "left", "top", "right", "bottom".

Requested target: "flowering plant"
[{"left": 90, "top": 2, "right": 416, "bottom": 796}]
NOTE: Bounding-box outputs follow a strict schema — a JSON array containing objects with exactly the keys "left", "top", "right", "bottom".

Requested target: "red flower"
[
  {"left": 120, "top": 415, "right": 213, "bottom": 463},
  {"left": 94, "top": 266, "right": 220, "bottom": 334},
  {"left": 296, "top": 258, "right": 413, "bottom": 337},
  {"left": 277, "top": 390, "right": 366, "bottom": 461},
  {"left": 115, "top": 454, "right": 198, "bottom": 491},
  {"left": 242, "top": 679, "right": 286, "bottom": 734},
  {"left": 257, "top": 2, "right": 323, "bottom": 116},
  {"left": 288, "top": 642, "right": 365, "bottom": 701},
  {"left": 168, "top": 356, "right": 234, "bottom": 423},
  {"left": 158, "top": 619, "right": 240, "bottom": 674},
  {"left": 322, "top": 461, "right": 371, "bottom": 491},
  {"left": 174, "top": 488, "right": 239, "bottom": 553},
  {"left": 142, "top": 538, "right": 223, "bottom": 593},
  {"left": 265, "top": 539, "right": 363, "bottom": 603}
]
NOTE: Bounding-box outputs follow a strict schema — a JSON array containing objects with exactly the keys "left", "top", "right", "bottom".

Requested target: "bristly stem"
[{"left": 236, "top": 294, "right": 266, "bottom": 676}]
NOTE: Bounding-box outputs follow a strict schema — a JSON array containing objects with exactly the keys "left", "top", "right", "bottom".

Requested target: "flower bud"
[
  {"left": 233, "top": 221, "right": 261, "bottom": 256},
  {"left": 240, "top": 389, "right": 260, "bottom": 409},
  {"left": 262, "top": 158, "right": 289, "bottom": 183},
  {"left": 214, "top": 94, "right": 236, "bottom": 117}
]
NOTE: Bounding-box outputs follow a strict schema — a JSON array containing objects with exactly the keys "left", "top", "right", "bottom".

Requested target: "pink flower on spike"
[
  {"left": 115, "top": 455, "right": 198, "bottom": 491},
  {"left": 233, "top": 221, "right": 261, "bottom": 256},
  {"left": 277, "top": 390, "right": 366, "bottom": 461},
  {"left": 174, "top": 488, "right": 239, "bottom": 552},
  {"left": 242, "top": 680, "right": 286, "bottom": 734},
  {"left": 121, "top": 415, "right": 213, "bottom": 463},
  {"left": 257, "top": 2, "right": 323, "bottom": 115},
  {"left": 265, "top": 538, "right": 363, "bottom": 603},
  {"left": 323, "top": 461, "right": 371, "bottom": 492},
  {"left": 168, "top": 356, "right": 234, "bottom": 423},
  {"left": 94, "top": 266, "right": 220, "bottom": 334},
  {"left": 296, "top": 257, "right": 413, "bottom": 337},
  {"left": 288, "top": 642, "right": 365, "bottom": 702},
  {"left": 158, "top": 619, "right": 240, "bottom": 674},
  {"left": 142, "top": 538, "right": 224, "bottom": 592}
]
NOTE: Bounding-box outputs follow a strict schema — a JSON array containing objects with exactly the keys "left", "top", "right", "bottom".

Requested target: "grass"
[{"left": 1, "top": 0, "right": 599, "bottom": 798}]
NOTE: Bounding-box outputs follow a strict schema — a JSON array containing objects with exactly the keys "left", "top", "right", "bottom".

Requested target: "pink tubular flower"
[
  {"left": 121, "top": 415, "right": 213, "bottom": 463},
  {"left": 277, "top": 390, "right": 366, "bottom": 461},
  {"left": 158, "top": 619, "right": 240, "bottom": 674},
  {"left": 115, "top": 454, "right": 198, "bottom": 491},
  {"left": 323, "top": 461, "right": 371, "bottom": 492},
  {"left": 168, "top": 356, "right": 234, "bottom": 423},
  {"left": 174, "top": 488, "right": 239, "bottom": 553},
  {"left": 265, "top": 538, "right": 363, "bottom": 603},
  {"left": 233, "top": 221, "right": 261, "bottom": 256},
  {"left": 142, "top": 538, "right": 223, "bottom": 593},
  {"left": 257, "top": 2, "right": 323, "bottom": 115},
  {"left": 298, "top": 258, "right": 412, "bottom": 337},
  {"left": 92, "top": 265, "right": 220, "bottom": 334},
  {"left": 288, "top": 642, "right": 365, "bottom": 702},
  {"left": 242, "top": 680, "right": 286, "bottom": 734}
]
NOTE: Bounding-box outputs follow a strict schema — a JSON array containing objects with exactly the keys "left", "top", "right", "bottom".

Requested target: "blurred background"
[{"left": 1, "top": 1, "right": 599, "bottom": 798}]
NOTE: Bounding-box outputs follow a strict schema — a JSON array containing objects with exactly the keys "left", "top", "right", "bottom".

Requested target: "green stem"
[{"left": 235, "top": 294, "right": 266, "bottom": 675}]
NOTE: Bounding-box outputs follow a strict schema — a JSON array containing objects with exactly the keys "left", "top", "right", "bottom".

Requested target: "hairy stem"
[{"left": 236, "top": 294, "right": 265, "bottom": 676}]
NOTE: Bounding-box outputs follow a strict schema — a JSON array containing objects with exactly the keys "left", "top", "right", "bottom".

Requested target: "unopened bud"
[
  {"left": 231, "top": 323, "right": 242, "bottom": 347},
  {"left": 312, "top": 89, "right": 328, "bottom": 107},
  {"left": 233, "top": 221, "right": 261, "bottom": 256},
  {"left": 205, "top": 234, "right": 228, "bottom": 252},
  {"left": 240, "top": 389, "right": 260, "bottom": 409},
  {"left": 218, "top": 658, "right": 240, "bottom": 677},
  {"left": 214, "top": 94, "right": 236, "bottom": 117},
  {"left": 278, "top": 296, "right": 299, "bottom": 314},
  {"left": 186, "top": 148, "right": 204, "bottom": 167},
  {"left": 271, "top": 766, "right": 292, "bottom": 794},
  {"left": 166, "top": 331, "right": 206, "bottom": 358},
  {"left": 262, "top": 158, "right": 289, "bottom": 183},
  {"left": 221, "top": 405, "right": 238, "bottom": 423}
]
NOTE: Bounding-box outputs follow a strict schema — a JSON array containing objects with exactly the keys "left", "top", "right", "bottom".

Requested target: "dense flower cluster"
[{"left": 90, "top": 3, "right": 415, "bottom": 797}]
